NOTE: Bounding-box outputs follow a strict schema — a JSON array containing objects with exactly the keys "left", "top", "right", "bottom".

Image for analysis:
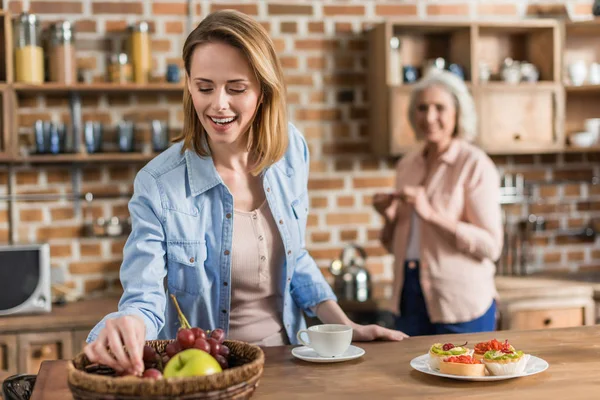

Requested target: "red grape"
[
  {"left": 210, "top": 328, "right": 226, "bottom": 344},
  {"left": 165, "top": 341, "right": 181, "bottom": 357},
  {"left": 208, "top": 338, "right": 221, "bottom": 357},
  {"left": 191, "top": 327, "right": 206, "bottom": 340},
  {"left": 193, "top": 338, "right": 211, "bottom": 353},
  {"left": 162, "top": 354, "right": 170, "bottom": 365},
  {"left": 177, "top": 329, "right": 196, "bottom": 349},
  {"left": 215, "top": 354, "right": 228, "bottom": 369},
  {"left": 142, "top": 368, "right": 163, "bottom": 379},
  {"left": 142, "top": 345, "right": 157, "bottom": 362},
  {"left": 219, "top": 344, "right": 230, "bottom": 358}
]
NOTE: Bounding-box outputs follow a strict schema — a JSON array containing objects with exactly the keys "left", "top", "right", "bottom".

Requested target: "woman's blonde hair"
[
  {"left": 173, "top": 10, "right": 288, "bottom": 175},
  {"left": 407, "top": 70, "right": 477, "bottom": 142}
]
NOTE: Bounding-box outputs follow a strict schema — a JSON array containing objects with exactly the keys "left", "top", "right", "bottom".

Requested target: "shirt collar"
[
  {"left": 184, "top": 149, "right": 294, "bottom": 196},
  {"left": 420, "top": 138, "right": 461, "bottom": 165}
]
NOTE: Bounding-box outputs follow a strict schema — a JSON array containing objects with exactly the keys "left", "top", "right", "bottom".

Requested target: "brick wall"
[{"left": 1, "top": 0, "right": 599, "bottom": 300}]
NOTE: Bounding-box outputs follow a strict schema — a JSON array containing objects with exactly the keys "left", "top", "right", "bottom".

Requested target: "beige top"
[
  {"left": 228, "top": 200, "right": 287, "bottom": 346},
  {"left": 389, "top": 139, "right": 503, "bottom": 323}
]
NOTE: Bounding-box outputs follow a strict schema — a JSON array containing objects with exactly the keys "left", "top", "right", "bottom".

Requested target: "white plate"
[
  {"left": 291, "top": 345, "right": 365, "bottom": 363},
  {"left": 410, "top": 354, "right": 549, "bottom": 381}
]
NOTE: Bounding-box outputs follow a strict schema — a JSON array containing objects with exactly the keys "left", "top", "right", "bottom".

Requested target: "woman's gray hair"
[{"left": 407, "top": 70, "right": 477, "bottom": 142}]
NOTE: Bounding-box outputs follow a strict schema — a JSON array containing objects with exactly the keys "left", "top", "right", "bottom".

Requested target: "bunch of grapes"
[{"left": 139, "top": 295, "right": 232, "bottom": 379}]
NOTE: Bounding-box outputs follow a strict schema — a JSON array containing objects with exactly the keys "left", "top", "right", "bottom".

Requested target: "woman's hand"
[
  {"left": 401, "top": 186, "right": 434, "bottom": 220},
  {"left": 373, "top": 192, "right": 397, "bottom": 221},
  {"left": 83, "top": 315, "right": 146, "bottom": 376},
  {"left": 351, "top": 323, "right": 409, "bottom": 341}
]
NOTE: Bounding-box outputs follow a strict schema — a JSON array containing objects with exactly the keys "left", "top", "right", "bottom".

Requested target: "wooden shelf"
[
  {"left": 11, "top": 82, "right": 185, "bottom": 93},
  {"left": 565, "top": 84, "right": 600, "bottom": 93},
  {"left": 563, "top": 145, "right": 600, "bottom": 153},
  {"left": 13, "top": 152, "right": 158, "bottom": 163},
  {"left": 478, "top": 81, "right": 558, "bottom": 89}
]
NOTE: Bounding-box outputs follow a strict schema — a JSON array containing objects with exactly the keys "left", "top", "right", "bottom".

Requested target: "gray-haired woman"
[{"left": 373, "top": 70, "right": 503, "bottom": 336}]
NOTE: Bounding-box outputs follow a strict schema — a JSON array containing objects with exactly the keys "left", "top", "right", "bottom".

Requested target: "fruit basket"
[{"left": 67, "top": 339, "right": 264, "bottom": 400}]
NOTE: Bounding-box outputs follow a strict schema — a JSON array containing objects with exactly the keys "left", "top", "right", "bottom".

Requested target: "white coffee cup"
[{"left": 296, "top": 324, "right": 353, "bottom": 358}]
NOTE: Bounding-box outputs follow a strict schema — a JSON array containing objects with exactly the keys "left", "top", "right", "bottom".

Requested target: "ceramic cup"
[{"left": 296, "top": 324, "right": 352, "bottom": 358}]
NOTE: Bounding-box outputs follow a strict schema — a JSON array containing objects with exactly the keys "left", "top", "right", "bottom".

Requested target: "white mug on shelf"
[
  {"left": 569, "top": 60, "right": 588, "bottom": 86},
  {"left": 589, "top": 63, "right": 600, "bottom": 85},
  {"left": 296, "top": 324, "right": 352, "bottom": 358}
]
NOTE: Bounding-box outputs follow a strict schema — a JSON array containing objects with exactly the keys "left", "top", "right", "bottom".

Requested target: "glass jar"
[
  {"left": 13, "top": 12, "right": 44, "bottom": 83},
  {"left": 48, "top": 21, "right": 76, "bottom": 84},
  {"left": 108, "top": 53, "right": 132, "bottom": 84},
  {"left": 129, "top": 21, "right": 151, "bottom": 84}
]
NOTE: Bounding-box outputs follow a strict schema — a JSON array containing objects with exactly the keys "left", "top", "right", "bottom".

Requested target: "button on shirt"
[{"left": 86, "top": 123, "right": 336, "bottom": 345}]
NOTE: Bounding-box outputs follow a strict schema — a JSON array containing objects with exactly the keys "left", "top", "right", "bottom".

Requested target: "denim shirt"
[{"left": 87, "top": 123, "right": 336, "bottom": 345}]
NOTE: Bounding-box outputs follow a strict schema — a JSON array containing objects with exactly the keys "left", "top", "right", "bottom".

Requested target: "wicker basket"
[{"left": 67, "top": 340, "right": 264, "bottom": 400}]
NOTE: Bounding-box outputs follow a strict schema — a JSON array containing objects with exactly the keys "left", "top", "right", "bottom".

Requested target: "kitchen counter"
[
  {"left": 0, "top": 296, "right": 120, "bottom": 334},
  {"left": 340, "top": 275, "right": 596, "bottom": 313},
  {"left": 30, "top": 325, "right": 600, "bottom": 399}
]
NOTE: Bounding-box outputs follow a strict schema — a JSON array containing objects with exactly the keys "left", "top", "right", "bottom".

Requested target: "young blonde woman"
[
  {"left": 85, "top": 10, "right": 406, "bottom": 376},
  {"left": 374, "top": 70, "right": 503, "bottom": 337}
]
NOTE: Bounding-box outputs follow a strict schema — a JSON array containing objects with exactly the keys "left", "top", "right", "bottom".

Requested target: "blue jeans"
[{"left": 395, "top": 260, "right": 496, "bottom": 336}]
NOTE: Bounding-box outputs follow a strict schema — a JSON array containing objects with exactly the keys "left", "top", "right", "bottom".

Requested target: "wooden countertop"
[
  {"left": 30, "top": 325, "right": 600, "bottom": 399},
  {"left": 0, "top": 296, "right": 120, "bottom": 334},
  {"left": 340, "top": 276, "right": 596, "bottom": 313}
]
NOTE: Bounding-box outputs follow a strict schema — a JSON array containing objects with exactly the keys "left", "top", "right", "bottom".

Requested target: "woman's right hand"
[
  {"left": 83, "top": 315, "right": 146, "bottom": 376},
  {"left": 373, "top": 192, "right": 397, "bottom": 220}
]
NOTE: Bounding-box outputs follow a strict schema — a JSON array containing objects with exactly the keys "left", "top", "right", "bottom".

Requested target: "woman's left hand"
[
  {"left": 401, "top": 186, "right": 434, "bottom": 220},
  {"left": 351, "top": 323, "right": 409, "bottom": 341}
]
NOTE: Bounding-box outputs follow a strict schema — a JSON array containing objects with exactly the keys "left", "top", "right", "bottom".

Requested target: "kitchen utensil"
[
  {"left": 569, "top": 131, "right": 596, "bottom": 147},
  {"left": 150, "top": 119, "right": 169, "bottom": 152},
  {"left": 116, "top": 120, "right": 135, "bottom": 152},
  {"left": 329, "top": 244, "right": 371, "bottom": 302},
  {"left": 84, "top": 121, "right": 103, "bottom": 153},
  {"left": 569, "top": 61, "right": 587, "bottom": 86}
]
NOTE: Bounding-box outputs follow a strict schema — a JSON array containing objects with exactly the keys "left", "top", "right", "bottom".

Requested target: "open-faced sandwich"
[
  {"left": 473, "top": 339, "right": 515, "bottom": 361},
  {"left": 482, "top": 348, "right": 530, "bottom": 376},
  {"left": 439, "top": 355, "right": 486, "bottom": 377},
  {"left": 428, "top": 342, "right": 472, "bottom": 370}
]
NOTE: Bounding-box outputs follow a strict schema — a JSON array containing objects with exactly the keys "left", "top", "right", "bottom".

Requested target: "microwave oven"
[{"left": 0, "top": 243, "right": 51, "bottom": 316}]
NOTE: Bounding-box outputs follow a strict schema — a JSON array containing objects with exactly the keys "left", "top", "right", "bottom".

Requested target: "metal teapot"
[{"left": 329, "top": 244, "right": 371, "bottom": 302}]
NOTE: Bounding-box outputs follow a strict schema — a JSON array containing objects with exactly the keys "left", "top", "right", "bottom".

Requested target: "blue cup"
[
  {"left": 403, "top": 66, "right": 419, "bottom": 83},
  {"left": 166, "top": 64, "right": 180, "bottom": 83}
]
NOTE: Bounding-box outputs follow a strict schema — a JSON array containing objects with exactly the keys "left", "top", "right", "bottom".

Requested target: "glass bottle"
[
  {"left": 48, "top": 21, "right": 76, "bottom": 84},
  {"left": 13, "top": 12, "right": 44, "bottom": 83},
  {"left": 129, "top": 21, "right": 151, "bottom": 84}
]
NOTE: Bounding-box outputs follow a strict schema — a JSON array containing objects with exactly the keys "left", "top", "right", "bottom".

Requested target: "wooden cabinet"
[
  {"left": 367, "top": 19, "right": 573, "bottom": 156},
  {"left": 0, "top": 296, "right": 119, "bottom": 384},
  {"left": 476, "top": 84, "right": 563, "bottom": 153},
  {"left": 18, "top": 332, "right": 73, "bottom": 375},
  {"left": 509, "top": 307, "right": 584, "bottom": 330},
  {"left": 0, "top": 334, "right": 18, "bottom": 383},
  {"left": 495, "top": 276, "right": 595, "bottom": 331}
]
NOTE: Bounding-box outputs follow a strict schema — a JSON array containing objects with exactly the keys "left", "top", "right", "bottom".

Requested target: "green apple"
[{"left": 163, "top": 349, "right": 222, "bottom": 378}]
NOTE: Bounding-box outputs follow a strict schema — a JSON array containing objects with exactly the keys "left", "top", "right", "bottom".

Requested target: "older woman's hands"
[
  {"left": 83, "top": 315, "right": 146, "bottom": 376},
  {"left": 351, "top": 323, "right": 409, "bottom": 341},
  {"left": 401, "top": 186, "right": 434, "bottom": 220},
  {"left": 373, "top": 192, "right": 397, "bottom": 221}
]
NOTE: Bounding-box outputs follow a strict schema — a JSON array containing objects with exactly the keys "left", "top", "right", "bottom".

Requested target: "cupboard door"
[
  {"left": 0, "top": 334, "right": 18, "bottom": 382},
  {"left": 18, "top": 331, "right": 73, "bottom": 375},
  {"left": 72, "top": 329, "right": 91, "bottom": 356},
  {"left": 389, "top": 88, "right": 419, "bottom": 153},
  {"left": 478, "top": 86, "right": 561, "bottom": 153},
  {"left": 508, "top": 307, "right": 584, "bottom": 330}
]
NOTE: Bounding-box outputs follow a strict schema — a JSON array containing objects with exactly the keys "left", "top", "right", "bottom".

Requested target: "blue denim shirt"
[{"left": 87, "top": 123, "right": 336, "bottom": 345}]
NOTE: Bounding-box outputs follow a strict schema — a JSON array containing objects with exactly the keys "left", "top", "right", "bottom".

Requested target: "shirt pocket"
[
  {"left": 166, "top": 240, "right": 208, "bottom": 295},
  {"left": 291, "top": 192, "right": 309, "bottom": 249}
]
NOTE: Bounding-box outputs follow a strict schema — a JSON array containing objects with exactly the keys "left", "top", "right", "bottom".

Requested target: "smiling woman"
[{"left": 82, "top": 9, "right": 407, "bottom": 377}]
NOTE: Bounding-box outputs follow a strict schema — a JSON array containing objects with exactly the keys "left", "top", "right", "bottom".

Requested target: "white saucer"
[{"left": 291, "top": 345, "right": 365, "bottom": 363}]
